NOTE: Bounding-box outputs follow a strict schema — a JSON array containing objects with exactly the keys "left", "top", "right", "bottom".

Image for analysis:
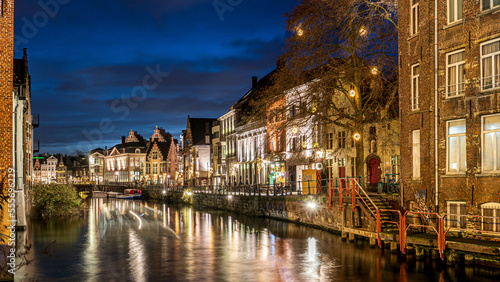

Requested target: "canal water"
[{"left": 15, "top": 198, "right": 500, "bottom": 281}]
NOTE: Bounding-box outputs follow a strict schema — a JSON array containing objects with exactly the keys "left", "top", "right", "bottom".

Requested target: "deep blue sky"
[{"left": 15, "top": 0, "right": 297, "bottom": 155}]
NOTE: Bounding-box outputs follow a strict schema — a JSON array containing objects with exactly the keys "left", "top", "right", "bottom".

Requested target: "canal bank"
[{"left": 151, "top": 190, "right": 500, "bottom": 268}]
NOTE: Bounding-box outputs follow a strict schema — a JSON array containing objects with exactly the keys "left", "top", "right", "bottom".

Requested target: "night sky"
[{"left": 14, "top": 0, "right": 297, "bottom": 155}]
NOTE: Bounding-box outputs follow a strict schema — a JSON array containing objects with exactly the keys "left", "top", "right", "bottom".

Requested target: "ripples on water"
[{"left": 15, "top": 198, "right": 500, "bottom": 281}]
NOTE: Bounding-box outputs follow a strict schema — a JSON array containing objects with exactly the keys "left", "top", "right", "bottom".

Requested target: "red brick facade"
[
  {"left": 399, "top": 0, "right": 500, "bottom": 217},
  {"left": 1, "top": 0, "right": 14, "bottom": 226}
]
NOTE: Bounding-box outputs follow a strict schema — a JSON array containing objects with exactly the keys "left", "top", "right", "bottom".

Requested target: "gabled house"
[
  {"left": 104, "top": 130, "right": 147, "bottom": 183},
  {"left": 182, "top": 116, "right": 217, "bottom": 186},
  {"left": 145, "top": 126, "right": 178, "bottom": 185}
]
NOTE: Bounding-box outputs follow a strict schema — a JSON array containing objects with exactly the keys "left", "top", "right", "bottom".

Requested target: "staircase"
[{"left": 358, "top": 192, "right": 400, "bottom": 233}]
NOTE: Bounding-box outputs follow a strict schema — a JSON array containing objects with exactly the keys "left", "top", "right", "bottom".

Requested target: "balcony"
[{"left": 32, "top": 114, "right": 39, "bottom": 128}]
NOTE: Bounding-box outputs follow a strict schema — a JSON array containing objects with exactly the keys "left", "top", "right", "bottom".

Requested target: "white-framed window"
[
  {"left": 446, "top": 50, "right": 465, "bottom": 97},
  {"left": 448, "top": 0, "right": 463, "bottom": 24},
  {"left": 482, "top": 0, "right": 500, "bottom": 11},
  {"left": 482, "top": 114, "right": 500, "bottom": 172},
  {"left": 411, "top": 0, "right": 419, "bottom": 35},
  {"left": 447, "top": 201, "right": 466, "bottom": 228},
  {"left": 481, "top": 203, "right": 500, "bottom": 232},
  {"left": 447, "top": 119, "right": 466, "bottom": 173},
  {"left": 412, "top": 130, "right": 420, "bottom": 179},
  {"left": 411, "top": 64, "right": 420, "bottom": 110},
  {"left": 481, "top": 38, "right": 500, "bottom": 90}
]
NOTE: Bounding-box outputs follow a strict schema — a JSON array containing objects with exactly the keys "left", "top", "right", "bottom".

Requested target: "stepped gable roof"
[
  {"left": 188, "top": 117, "right": 217, "bottom": 146},
  {"left": 125, "top": 129, "right": 146, "bottom": 143},
  {"left": 146, "top": 136, "right": 174, "bottom": 161}
]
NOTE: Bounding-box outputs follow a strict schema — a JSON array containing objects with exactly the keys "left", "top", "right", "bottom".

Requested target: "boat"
[
  {"left": 78, "top": 191, "right": 89, "bottom": 199},
  {"left": 116, "top": 189, "right": 142, "bottom": 200},
  {"left": 123, "top": 189, "right": 142, "bottom": 199},
  {"left": 107, "top": 192, "right": 120, "bottom": 198},
  {"left": 117, "top": 194, "right": 134, "bottom": 199},
  {"left": 93, "top": 191, "right": 107, "bottom": 198}
]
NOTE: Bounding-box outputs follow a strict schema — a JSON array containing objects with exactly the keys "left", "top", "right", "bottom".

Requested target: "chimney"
[
  {"left": 122, "top": 136, "right": 126, "bottom": 144},
  {"left": 252, "top": 76, "right": 258, "bottom": 88},
  {"left": 23, "top": 48, "right": 28, "bottom": 61}
]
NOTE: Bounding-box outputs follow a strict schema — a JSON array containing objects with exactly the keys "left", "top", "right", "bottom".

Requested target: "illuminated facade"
[
  {"left": 145, "top": 126, "right": 178, "bottom": 185},
  {"left": 104, "top": 130, "right": 146, "bottom": 183}
]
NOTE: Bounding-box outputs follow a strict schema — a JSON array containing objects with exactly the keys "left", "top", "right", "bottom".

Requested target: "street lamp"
[
  {"left": 353, "top": 133, "right": 361, "bottom": 141},
  {"left": 371, "top": 67, "right": 379, "bottom": 75}
]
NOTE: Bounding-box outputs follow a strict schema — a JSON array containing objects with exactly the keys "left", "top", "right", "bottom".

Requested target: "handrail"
[
  {"left": 376, "top": 209, "right": 403, "bottom": 252},
  {"left": 351, "top": 178, "right": 378, "bottom": 218},
  {"left": 403, "top": 211, "right": 445, "bottom": 260}
]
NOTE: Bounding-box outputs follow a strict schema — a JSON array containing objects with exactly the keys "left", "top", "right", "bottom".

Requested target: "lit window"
[
  {"left": 448, "top": 0, "right": 463, "bottom": 24},
  {"left": 447, "top": 201, "right": 466, "bottom": 228},
  {"left": 153, "top": 163, "right": 158, "bottom": 174},
  {"left": 411, "top": 64, "right": 420, "bottom": 110},
  {"left": 446, "top": 50, "right": 465, "bottom": 97},
  {"left": 482, "top": 114, "right": 500, "bottom": 172},
  {"left": 447, "top": 119, "right": 466, "bottom": 172},
  {"left": 481, "top": 203, "right": 500, "bottom": 232},
  {"left": 482, "top": 0, "right": 500, "bottom": 10},
  {"left": 412, "top": 130, "right": 420, "bottom": 179},
  {"left": 481, "top": 38, "right": 500, "bottom": 90},
  {"left": 391, "top": 155, "right": 400, "bottom": 180},
  {"left": 411, "top": 0, "right": 419, "bottom": 35},
  {"left": 153, "top": 152, "right": 158, "bottom": 160}
]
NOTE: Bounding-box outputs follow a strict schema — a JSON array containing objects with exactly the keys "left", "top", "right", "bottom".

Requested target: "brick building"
[
  {"left": 1, "top": 0, "right": 14, "bottom": 233},
  {"left": 399, "top": 0, "right": 500, "bottom": 228}
]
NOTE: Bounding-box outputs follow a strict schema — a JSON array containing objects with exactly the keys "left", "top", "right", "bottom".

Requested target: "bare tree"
[{"left": 254, "top": 0, "right": 398, "bottom": 182}]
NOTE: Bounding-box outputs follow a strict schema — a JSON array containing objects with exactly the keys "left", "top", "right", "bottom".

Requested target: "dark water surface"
[{"left": 15, "top": 198, "right": 500, "bottom": 281}]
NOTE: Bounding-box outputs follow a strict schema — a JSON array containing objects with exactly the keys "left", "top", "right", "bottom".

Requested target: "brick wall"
[
  {"left": 399, "top": 0, "right": 500, "bottom": 216},
  {"left": 0, "top": 0, "right": 14, "bottom": 227}
]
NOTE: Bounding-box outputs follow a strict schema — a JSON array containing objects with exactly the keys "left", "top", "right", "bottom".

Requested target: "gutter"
[{"left": 434, "top": 0, "right": 439, "bottom": 213}]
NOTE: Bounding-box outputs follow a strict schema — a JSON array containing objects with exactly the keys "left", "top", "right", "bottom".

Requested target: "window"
[
  {"left": 411, "top": 0, "right": 419, "bottom": 35},
  {"left": 338, "top": 131, "right": 346, "bottom": 149},
  {"left": 411, "top": 64, "right": 420, "bottom": 110},
  {"left": 447, "top": 201, "right": 466, "bottom": 228},
  {"left": 412, "top": 130, "right": 420, "bottom": 179},
  {"left": 446, "top": 50, "right": 465, "bottom": 97},
  {"left": 448, "top": 0, "right": 463, "bottom": 24},
  {"left": 153, "top": 152, "right": 158, "bottom": 160},
  {"left": 146, "top": 163, "right": 150, "bottom": 174},
  {"left": 482, "top": 0, "right": 500, "bottom": 10},
  {"left": 481, "top": 203, "right": 500, "bottom": 232},
  {"left": 327, "top": 133, "right": 334, "bottom": 149},
  {"left": 338, "top": 158, "right": 346, "bottom": 167},
  {"left": 482, "top": 114, "right": 500, "bottom": 172},
  {"left": 391, "top": 155, "right": 400, "bottom": 180},
  {"left": 447, "top": 119, "right": 466, "bottom": 173},
  {"left": 481, "top": 38, "right": 500, "bottom": 90},
  {"left": 153, "top": 163, "right": 158, "bottom": 174}
]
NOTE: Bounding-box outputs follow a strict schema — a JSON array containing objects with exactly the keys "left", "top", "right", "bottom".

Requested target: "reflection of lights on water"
[
  {"left": 228, "top": 195, "right": 232, "bottom": 200},
  {"left": 130, "top": 211, "right": 142, "bottom": 229}
]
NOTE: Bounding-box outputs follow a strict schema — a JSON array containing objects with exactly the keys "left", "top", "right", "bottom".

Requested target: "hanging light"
[{"left": 371, "top": 67, "right": 379, "bottom": 75}]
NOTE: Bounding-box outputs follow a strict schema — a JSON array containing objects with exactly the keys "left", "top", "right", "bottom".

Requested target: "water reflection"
[{"left": 15, "top": 198, "right": 500, "bottom": 281}]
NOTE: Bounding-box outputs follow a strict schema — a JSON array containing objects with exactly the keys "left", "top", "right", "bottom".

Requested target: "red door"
[
  {"left": 339, "top": 167, "right": 346, "bottom": 188},
  {"left": 369, "top": 159, "right": 381, "bottom": 184}
]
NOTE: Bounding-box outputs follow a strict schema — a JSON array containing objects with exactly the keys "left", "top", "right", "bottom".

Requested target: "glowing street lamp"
[
  {"left": 359, "top": 27, "right": 367, "bottom": 36},
  {"left": 297, "top": 28, "right": 304, "bottom": 37},
  {"left": 349, "top": 89, "right": 356, "bottom": 97},
  {"left": 353, "top": 133, "right": 361, "bottom": 141},
  {"left": 371, "top": 67, "right": 379, "bottom": 75}
]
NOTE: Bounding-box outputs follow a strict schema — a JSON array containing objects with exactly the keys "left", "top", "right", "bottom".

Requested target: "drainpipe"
[
  {"left": 13, "top": 90, "right": 27, "bottom": 229},
  {"left": 434, "top": 0, "right": 439, "bottom": 213}
]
